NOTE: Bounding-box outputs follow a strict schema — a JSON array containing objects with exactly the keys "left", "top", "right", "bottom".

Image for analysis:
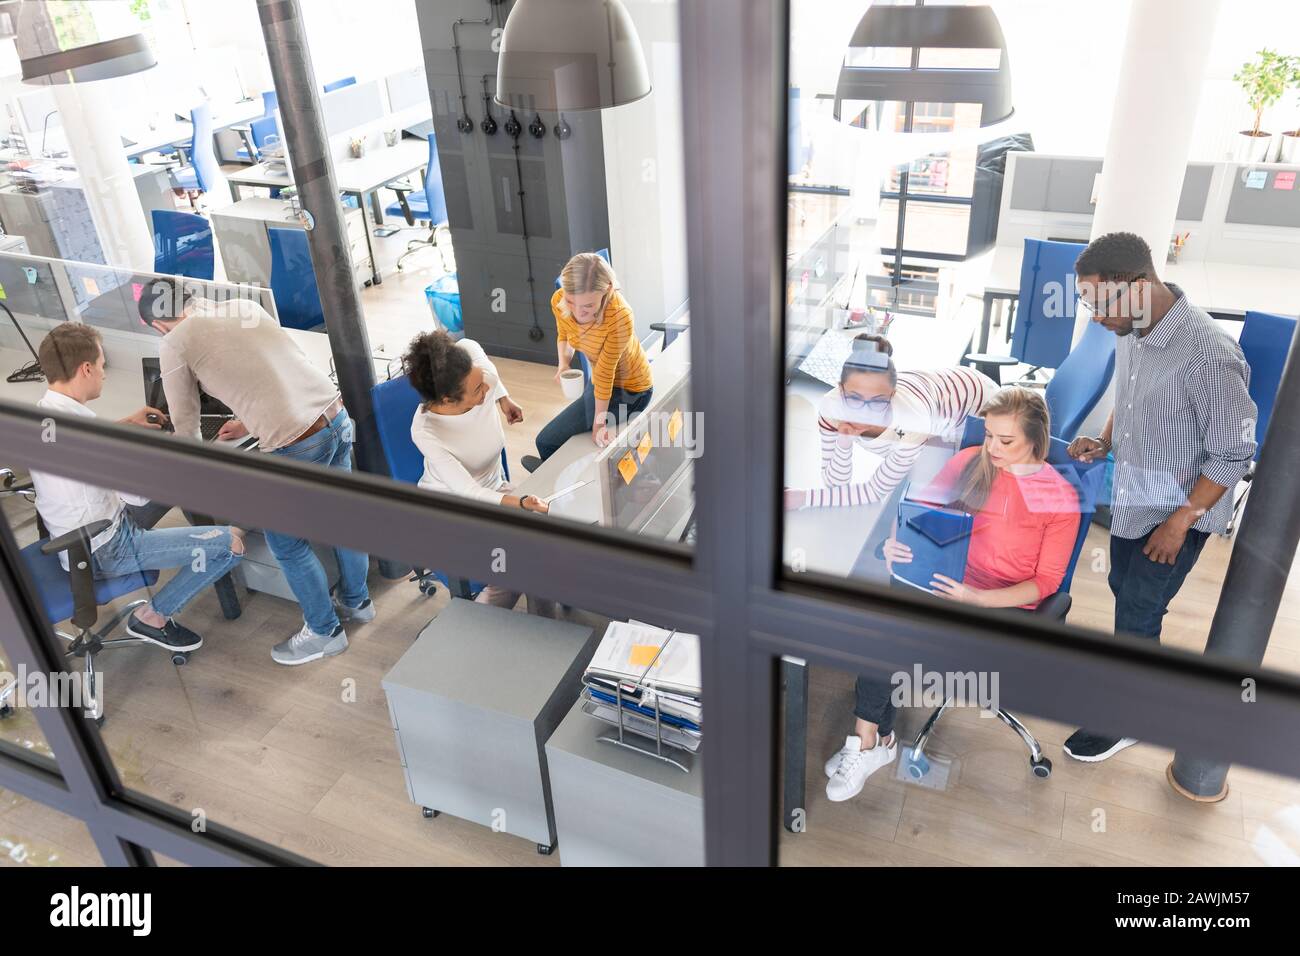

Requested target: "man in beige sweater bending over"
[{"left": 138, "top": 279, "right": 373, "bottom": 666}]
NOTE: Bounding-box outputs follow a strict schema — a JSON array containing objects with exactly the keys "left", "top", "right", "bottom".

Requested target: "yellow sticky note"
[
  {"left": 618, "top": 451, "right": 638, "bottom": 485},
  {"left": 628, "top": 644, "right": 659, "bottom": 668},
  {"left": 0, "top": 283, "right": 6, "bottom": 300},
  {"left": 83, "top": 276, "right": 99, "bottom": 296},
  {"left": 667, "top": 408, "right": 683, "bottom": 442},
  {"left": 636, "top": 432, "right": 653, "bottom": 463}
]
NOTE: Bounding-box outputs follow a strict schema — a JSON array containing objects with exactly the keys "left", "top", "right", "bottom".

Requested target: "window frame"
[{"left": 0, "top": 0, "right": 1297, "bottom": 869}]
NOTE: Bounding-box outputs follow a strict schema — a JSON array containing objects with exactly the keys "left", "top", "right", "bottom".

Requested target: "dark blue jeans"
[
  {"left": 1109, "top": 525, "right": 1209, "bottom": 642},
  {"left": 535, "top": 382, "right": 653, "bottom": 462}
]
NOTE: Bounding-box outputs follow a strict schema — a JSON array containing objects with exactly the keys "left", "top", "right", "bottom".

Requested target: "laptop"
[{"left": 141, "top": 357, "right": 236, "bottom": 442}]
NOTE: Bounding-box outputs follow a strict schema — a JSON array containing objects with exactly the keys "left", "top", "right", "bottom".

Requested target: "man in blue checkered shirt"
[{"left": 1065, "top": 232, "right": 1257, "bottom": 763}]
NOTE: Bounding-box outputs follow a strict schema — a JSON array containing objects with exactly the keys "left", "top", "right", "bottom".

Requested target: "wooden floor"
[{"left": 1, "top": 218, "right": 1298, "bottom": 866}]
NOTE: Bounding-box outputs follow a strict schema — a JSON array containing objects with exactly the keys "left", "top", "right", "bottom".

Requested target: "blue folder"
[{"left": 892, "top": 498, "right": 973, "bottom": 592}]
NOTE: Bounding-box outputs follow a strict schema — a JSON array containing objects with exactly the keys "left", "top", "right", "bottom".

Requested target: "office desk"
[
  {"left": 121, "top": 100, "right": 266, "bottom": 160},
  {"left": 226, "top": 138, "right": 429, "bottom": 286},
  {"left": 978, "top": 244, "right": 1299, "bottom": 353},
  {"left": 512, "top": 328, "right": 693, "bottom": 536},
  {"left": 225, "top": 162, "right": 292, "bottom": 201}
]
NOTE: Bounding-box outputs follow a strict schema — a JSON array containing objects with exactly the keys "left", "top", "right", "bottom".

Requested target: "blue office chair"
[
  {"left": 1043, "top": 316, "right": 1116, "bottom": 443},
  {"left": 323, "top": 76, "right": 357, "bottom": 93},
  {"left": 151, "top": 209, "right": 215, "bottom": 281},
  {"left": 1229, "top": 310, "right": 1299, "bottom": 533},
  {"left": 370, "top": 373, "right": 510, "bottom": 598},
  {"left": 0, "top": 516, "right": 180, "bottom": 726},
  {"left": 170, "top": 103, "right": 225, "bottom": 204},
  {"left": 385, "top": 134, "right": 450, "bottom": 271},
  {"left": 966, "top": 238, "right": 1087, "bottom": 384},
  {"left": 903, "top": 421, "right": 1106, "bottom": 781},
  {"left": 233, "top": 91, "right": 282, "bottom": 162},
  {"left": 268, "top": 227, "right": 326, "bottom": 331}
]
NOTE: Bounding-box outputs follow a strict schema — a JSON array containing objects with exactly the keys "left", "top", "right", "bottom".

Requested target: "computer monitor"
[
  {"left": 385, "top": 67, "right": 430, "bottom": 114},
  {"left": 595, "top": 373, "right": 696, "bottom": 537},
  {"left": 65, "top": 263, "right": 279, "bottom": 333}
]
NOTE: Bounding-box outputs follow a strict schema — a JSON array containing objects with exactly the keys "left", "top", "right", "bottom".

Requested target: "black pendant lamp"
[
  {"left": 495, "top": 0, "right": 652, "bottom": 112},
  {"left": 17, "top": 0, "right": 156, "bottom": 85},
  {"left": 834, "top": 3, "right": 1013, "bottom": 129}
]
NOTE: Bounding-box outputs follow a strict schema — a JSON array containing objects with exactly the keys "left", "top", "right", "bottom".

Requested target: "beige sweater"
[{"left": 158, "top": 297, "right": 340, "bottom": 451}]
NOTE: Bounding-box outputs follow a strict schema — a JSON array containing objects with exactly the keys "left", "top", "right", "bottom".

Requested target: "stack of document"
[{"left": 581, "top": 621, "right": 702, "bottom": 753}]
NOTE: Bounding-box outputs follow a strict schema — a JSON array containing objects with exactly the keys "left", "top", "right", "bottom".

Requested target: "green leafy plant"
[{"left": 1233, "top": 49, "right": 1296, "bottom": 137}]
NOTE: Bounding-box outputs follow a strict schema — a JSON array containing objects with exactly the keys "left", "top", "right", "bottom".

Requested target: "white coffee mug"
[{"left": 560, "top": 368, "right": 585, "bottom": 399}]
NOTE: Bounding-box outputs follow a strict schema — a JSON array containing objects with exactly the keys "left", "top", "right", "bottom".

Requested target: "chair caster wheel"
[
  {"left": 0, "top": 704, "right": 12, "bottom": 719},
  {"left": 93, "top": 715, "right": 105, "bottom": 727},
  {"left": 537, "top": 843, "right": 554, "bottom": 856},
  {"left": 421, "top": 807, "right": 439, "bottom": 818},
  {"left": 904, "top": 748, "right": 930, "bottom": 780},
  {"left": 1031, "top": 757, "right": 1052, "bottom": 778},
  {"left": 172, "top": 652, "right": 189, "bottom": 665}
]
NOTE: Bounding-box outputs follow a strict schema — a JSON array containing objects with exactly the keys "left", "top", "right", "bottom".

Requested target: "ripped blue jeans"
[{"left": 92, "top": 516, "right": 240, "bottom": 618}]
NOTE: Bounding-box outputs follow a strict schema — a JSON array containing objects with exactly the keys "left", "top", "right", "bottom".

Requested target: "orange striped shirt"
[{"left": 551, "top": 288, "right": 653, "bottom": 401}]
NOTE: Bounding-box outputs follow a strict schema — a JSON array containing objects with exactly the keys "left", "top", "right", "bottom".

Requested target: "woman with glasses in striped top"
[{"left": 785, "top": 334, "right": 998, "bottom": 511}]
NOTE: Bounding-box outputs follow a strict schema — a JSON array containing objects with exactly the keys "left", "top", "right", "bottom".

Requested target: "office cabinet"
[
  {"left": 382, "top": 599, "right": 598, "bottom": 852},
  {"left": 545, "top": 698, "right": 705, "bottom": 866}
]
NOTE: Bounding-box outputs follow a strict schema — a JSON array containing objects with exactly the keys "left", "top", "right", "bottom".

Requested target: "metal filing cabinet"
[
  {"left": 382, "top": 599, "right": 598, "bottom": 855},
  {"left": 545, "top": 698, "right": 705, "bottom": 866}
]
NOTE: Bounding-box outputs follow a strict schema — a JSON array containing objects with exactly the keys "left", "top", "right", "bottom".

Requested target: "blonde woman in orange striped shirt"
[{"left": 525, "top": 253, "right": 654, "bottom": 470}]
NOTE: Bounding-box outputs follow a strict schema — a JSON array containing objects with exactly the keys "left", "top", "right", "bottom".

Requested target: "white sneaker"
[
  {"left": 271, "top": 623, "right": 348, "bottom": 666},
  {"left": 824, "top": 737, "right": 859, "bottom": 777},
  {"left": 826, "top": 734, "right": 897, "bottom": 802}
]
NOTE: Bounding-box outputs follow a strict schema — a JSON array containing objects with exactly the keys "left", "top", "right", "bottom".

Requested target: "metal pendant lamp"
[
  {"left": 495, "top": 0, "right": 652, "bottom": 112},
  {"left": 834, "top": 3, "right": 1014, "bottom": 130},
  {"left": 17, "top": 0, "right": 156, "bottom": 85}
]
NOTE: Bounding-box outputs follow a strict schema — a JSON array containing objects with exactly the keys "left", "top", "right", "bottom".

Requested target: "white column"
[
  {"left": 1087, "top": 0, "right": 1222, "bottom": 283},
  {"left": 50, "top": 82, "right": 156, "bottom": 270},
  {"left": 1074, "top": 0, "right": 1221, "bottom": 437}
]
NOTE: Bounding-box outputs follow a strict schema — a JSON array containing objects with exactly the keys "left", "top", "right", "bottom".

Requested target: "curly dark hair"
[
  {"left": 402, "top": 330, "right": 474, "bottom": 405},
  {"left": 1074, "top": 231, "right": 1155, "bottom": 282}
]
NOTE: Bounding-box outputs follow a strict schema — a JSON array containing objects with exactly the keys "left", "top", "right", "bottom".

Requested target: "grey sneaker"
[
  {"left": 332, "top": 595, "right": 376, "bottom": 624},
  {"left": 271, "top": 623, "right": 348, "bottom": 666}
]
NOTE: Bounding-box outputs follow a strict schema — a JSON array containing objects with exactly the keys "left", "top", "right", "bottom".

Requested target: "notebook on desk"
[{"left": 891, "top": 497, "right": 973, "bottom": 592}]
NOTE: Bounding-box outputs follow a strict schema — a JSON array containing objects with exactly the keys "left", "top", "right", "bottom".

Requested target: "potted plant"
[
  {"left": 1232, "top": 49, "right": 1292, "bottom": 163},
  {"left": 1278, "top": 56, "right": 1300, "bottom": 163}
]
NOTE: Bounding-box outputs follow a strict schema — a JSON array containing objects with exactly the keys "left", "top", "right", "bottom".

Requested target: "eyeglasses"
[
  {"left": 840, "top": 387, "right": 892, "bottom": 413},
  {"left": 1076, "top": 275, "right": 1147, "bottom": 319}
]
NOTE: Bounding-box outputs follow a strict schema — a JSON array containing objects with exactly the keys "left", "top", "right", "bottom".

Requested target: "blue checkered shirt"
[{"left": 1110, "top": 284, "right": 1257, "bottom": 538}]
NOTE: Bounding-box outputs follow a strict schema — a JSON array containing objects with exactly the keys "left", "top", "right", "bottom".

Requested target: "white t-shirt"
[
  {"left": 409, "top": 339, "right": 511, "bottom": 505},
  {"left": 30, "top": 390, "right": 150, "bottom": 568}
]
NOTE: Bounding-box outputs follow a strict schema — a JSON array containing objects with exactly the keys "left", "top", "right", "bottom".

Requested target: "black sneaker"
[
  {"left": 1064, "top": 729, "right": 1138, "bottom": 762},
  {"left": 521, "top": 454, "right": 542, "bottom": 473},
  {"left": 125, "top": 614, "right": 203, "bottom": 652}
]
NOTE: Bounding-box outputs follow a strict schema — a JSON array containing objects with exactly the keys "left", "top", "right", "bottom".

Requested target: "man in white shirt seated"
[
  {"left": 137, "top": 279, "right": 373, "bottom": 666},
  {"left": 27, "top": 323, "right": 246, "bottom": 653}
]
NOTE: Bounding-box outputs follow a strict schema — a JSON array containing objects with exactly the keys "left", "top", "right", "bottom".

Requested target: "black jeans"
[
  {"left": 853, "top": 672, "right": 898, "bottom": 738},
  {"left": 1109, "top": 525, "right": 1209, "bottom": 642}
]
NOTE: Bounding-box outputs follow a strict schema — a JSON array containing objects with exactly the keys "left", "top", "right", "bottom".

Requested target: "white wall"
[{"left": 601, "top": 0, "right": 689, "bottom": 337}]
